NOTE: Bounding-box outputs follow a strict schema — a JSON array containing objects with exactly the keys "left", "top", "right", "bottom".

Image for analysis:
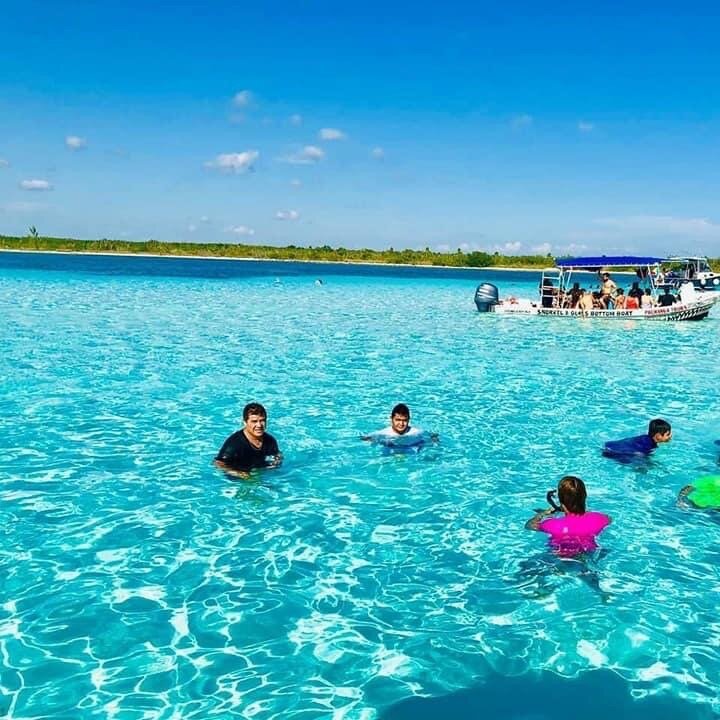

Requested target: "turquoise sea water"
[{"left": 1, "top": 251, "right": 719, "bottom": 719}]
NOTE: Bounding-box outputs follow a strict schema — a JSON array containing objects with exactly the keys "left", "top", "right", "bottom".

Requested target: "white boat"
[
  {"left": 474, "top": 255, "right": 720, "bottom": 321},
  {"left": 662, "top": 256, "right": 720, "bottom": 292}
]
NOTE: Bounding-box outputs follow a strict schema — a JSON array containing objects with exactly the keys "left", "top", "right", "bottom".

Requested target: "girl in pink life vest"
[{"left": 526, "top": 476, "right": 611, "bottom": 557}]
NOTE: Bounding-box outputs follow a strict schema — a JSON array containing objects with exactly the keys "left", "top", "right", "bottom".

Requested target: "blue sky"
[{"left": 2, "top": 0, "right": 720, "bottom": 255}]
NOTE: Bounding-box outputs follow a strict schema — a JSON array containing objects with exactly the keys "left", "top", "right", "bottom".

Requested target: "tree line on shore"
[
  {"left": 2, "top": 234, "right": 718, "bottom": 271},
  {"left": 0, "top": 234, "right": 551, "bottom": 268}
]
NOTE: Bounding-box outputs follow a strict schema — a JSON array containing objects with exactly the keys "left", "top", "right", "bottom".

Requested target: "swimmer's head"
[
  {"left": 243, "top": 403, "right": 268, "bottom": 440},
  {"left": 243, "top": 402, "right": 267, "bottom": 421},
  {"left": 649, "top": 418, "right": 672, "bottom": 443},
  {"left": 557, "top": 475, "right": 587, "bottom": 515},
  {"left": 391, "top": 403, "right": 410, "bottom": 433}
]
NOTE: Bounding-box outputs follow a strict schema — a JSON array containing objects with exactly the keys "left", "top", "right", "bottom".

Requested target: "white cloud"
[
  {"left": 536, "top": 242, "right": 587, "bottom": 257},
  {"left": 371, "top": 147, "right": 385, "bottom": 159},
  {"left": 233, "top": 90, "right": 253, "bottom": 108},
  {"left": 225, "top": 225, "right": 255, "bottom": 236},
  {"left": 20, "top": 179, "right": 53, "bottom": 191},
  {"left": 319, "top": 127, "right": 346, "bottom": 141},
  {"left": 532, "top": 242, "right": 552, "bottom": 254},
  {"left": 497, "top": 241, "right": 522, "bottom": 253},
  {"left": 187, "top": 224, "right": 197, "bottom": 233},
  {"left": 445, "top": 241, "right": 487, "bottom": 253},
  {"left": 205, "top": 150, "right": 259, "bottom": 173},
  {"left": 289, "top": 114, "right": 303, "bottom": 126},
  {"left": 281, "top": 145, "right": 325, "bottom": 165},
  {"left": 592, "top": 215, "right": 720, "bottom": 237},
  {"left": 0, "top": 158, "right": 9, "bottom": 168},
  {"left": 578, "top": 121, "right": 594, "bottom": 133},
  {"left": 65, "top": 135, "right": 87, "bottom": 150},
  {"left": 290, "top": 179, "right": 302, "bottom": 187},
  {"left": 276, "top": 210, "right": 299, "bottom": 221},
  {"left": 563, "top": 243, "right": 588, "bottom": 253},
  {"left": 512, "top": 114, "right": 533, "bottom": 129},
  {"left": 200, "top": 215, "right": 211, "bottom": 223},
  {"left": 567, "top": 215, "right": 720, "bottom": 255}
]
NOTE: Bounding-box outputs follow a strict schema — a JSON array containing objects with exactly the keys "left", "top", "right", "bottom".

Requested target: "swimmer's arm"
[
  {"left": 525, "top": 509, "right": 555, "bottom": 531},
  {"left": 677, "top": 485, "right": 694, "bottom": 508},
  {"left": 213, "top": 459, "right": 250, "bottom": 480},
  {"left": 361, "top": 433, "right": 379, "bottom": 442}
]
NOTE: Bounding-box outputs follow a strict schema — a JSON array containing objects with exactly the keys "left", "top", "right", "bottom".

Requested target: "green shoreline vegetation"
[
  {"left": 0, "top": 234, "right": 552, "bottom": 268},
  {"left": 2, "top": 234, "right": 719, "bottom": 271}
]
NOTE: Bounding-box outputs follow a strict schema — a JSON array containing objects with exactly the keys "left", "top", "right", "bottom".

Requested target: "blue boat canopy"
[{"left": 555, "top": 255, "right": 664, "bottom": 269}]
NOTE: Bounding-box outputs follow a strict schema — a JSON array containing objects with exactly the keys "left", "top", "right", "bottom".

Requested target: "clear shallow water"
[{"left": 1, "top": 251, "right": 720, "bottom": 719}]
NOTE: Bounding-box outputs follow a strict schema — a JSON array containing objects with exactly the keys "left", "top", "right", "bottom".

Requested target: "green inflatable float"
[{"left": 687, "top": 475, "right": 720, "bottom": 509}]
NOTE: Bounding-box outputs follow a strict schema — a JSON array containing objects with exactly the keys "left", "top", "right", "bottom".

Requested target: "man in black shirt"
[
  {"left": 215, "top": 402, "right": 282, "bottom": 478},
  {"left": 658, "top": 288, "right": 677, "bottom": 307}
]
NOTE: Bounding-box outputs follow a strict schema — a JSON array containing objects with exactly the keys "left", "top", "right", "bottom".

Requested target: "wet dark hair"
[
  {"left": 391, "top": 403, "right": 410, "bottom": 418},
  {"left": 648, "top": 418, "right": 671, "bottom": 437},
  {"left": 557, "top": 475, "right": 587, "bottom": 514},
  {"left": 243, "top": 402, "right": 267, "bottom": 421},
  {"left": 616, "top": 288, "right": 624, "bottom": 295}
]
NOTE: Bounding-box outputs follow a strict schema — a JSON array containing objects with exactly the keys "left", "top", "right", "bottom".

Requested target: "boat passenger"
[
  {"left": 640, "top": 288, "right": 655, "bottom": 308},
  {"left": 602, "top": 418, "right": 672, "bottom": 463},
  {"left": 567, "top": 282, "right": 582, "bottom": 308},
  {"left": 578, "top": 290, "right": 594, "bottom": 311},
  {"left": 613, "top": 288, "right": 627, "bottom": 309},
  {"left": 628, "top": 282, "right": 644, "bottom": 306},
  {"left": 215, "top": 402, "right": 283, "bottom": 479},
  {"left": 361, "top": 403, "right": 439, "bottom": 448},
  {"left": 658, "top": 287, "right": 677, "bottom": 307},
  {"left": 625, "top": 294, "right": 640, "bottom": 310},
  {"left": 599, "top": 272, "right": 617, "bottom": 308},
  {"left": 526, "top": 475, "right": 611, "bottom": 557}
]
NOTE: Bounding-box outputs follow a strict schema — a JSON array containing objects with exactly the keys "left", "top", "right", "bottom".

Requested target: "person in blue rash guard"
[
  {"left": 361, "top": 403, "right": 438, "bottom": 448},
  {"left": 602, "top": 418, "right": 672, "bottom": 462}
]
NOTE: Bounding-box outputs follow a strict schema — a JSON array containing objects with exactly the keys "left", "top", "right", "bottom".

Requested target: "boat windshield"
[{"left": 663, "top": 257, "right": 712, "bottom": 279}]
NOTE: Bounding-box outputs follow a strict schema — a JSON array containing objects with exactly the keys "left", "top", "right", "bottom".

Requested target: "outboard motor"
[{"left": 474, "top": 283, "right": 499, "bottom": 312}]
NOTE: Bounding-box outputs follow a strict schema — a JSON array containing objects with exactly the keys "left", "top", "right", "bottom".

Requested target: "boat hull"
[{"left": 488, "top": 297, "right": 717, "bottom": 321}]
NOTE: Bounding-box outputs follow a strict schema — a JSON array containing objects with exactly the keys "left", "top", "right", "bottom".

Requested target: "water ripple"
[{"left": 2, "top": 265, "right": 720, "bottom": 717}]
